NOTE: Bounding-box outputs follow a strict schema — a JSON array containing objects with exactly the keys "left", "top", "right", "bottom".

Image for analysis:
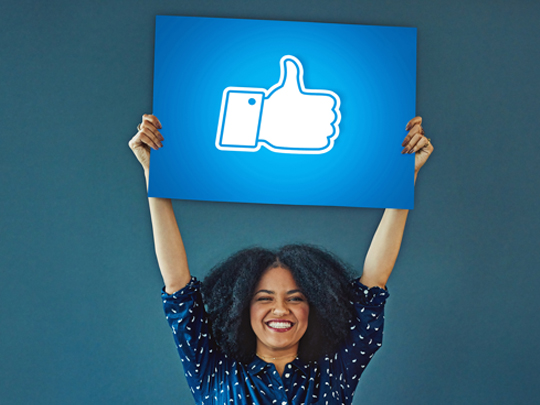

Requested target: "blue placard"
[{"left": 149, "top": 16, "right": 416, "bottom": 209}]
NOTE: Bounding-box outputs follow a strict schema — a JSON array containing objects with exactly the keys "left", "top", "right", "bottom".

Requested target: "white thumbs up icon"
[{"left": 216, "top": 55, "right": 341, "bottom": 154}]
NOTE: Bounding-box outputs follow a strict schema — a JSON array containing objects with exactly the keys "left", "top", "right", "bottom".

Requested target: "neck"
[
  {"left": 257, "top": 352, "right": 297, "bottom": 361},
  {"left": 256, "top": 343, "right": 298, "bottom": 362}
]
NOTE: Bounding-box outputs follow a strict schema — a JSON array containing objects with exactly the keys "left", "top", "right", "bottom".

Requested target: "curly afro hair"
[{"left": 201, "top": 244, "right": 357, "bottom": 363}]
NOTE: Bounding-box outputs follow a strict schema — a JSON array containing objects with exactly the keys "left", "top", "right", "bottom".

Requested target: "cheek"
[
  {"left": 250, "top": 304, "right": 264, "bottom": 330},
  {"left": 296, "top": 305, "right": 310, "bottom": 329}
]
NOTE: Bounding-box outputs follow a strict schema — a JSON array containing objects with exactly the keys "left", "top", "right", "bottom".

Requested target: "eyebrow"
[{"left": 254, "top": 289, "right": 304, "bottom": 295}]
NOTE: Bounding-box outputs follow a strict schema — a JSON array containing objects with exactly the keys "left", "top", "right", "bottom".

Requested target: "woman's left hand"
[{"left": 402, "top": 116, "right": 433, "bottom": 174}]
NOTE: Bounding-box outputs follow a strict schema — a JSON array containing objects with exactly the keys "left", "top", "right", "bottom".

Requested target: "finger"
[
  {"left": 410, "top": 136, "right": 431, "bottom": 155},
  {"left": 139, "top": 131, "right": 161, "bottom": 150},
  {"left": 139, "top": 120, "right": 164, "bottom": 142},
  {"left": 142, "top": 114, "right": 162, "bottom": 129},
  {"left": 402, "top": 133, "right": 424, "bottom": 154},
  {"left": 132, "top": 127, "right": 161, "bottom": 150},
  {"left": 405, "top": 116, "right": 422, "bottom": 131},
  {"left": 140, "top": 126, "right": 163, "bottom": 149},
  {"left": 401, "top": 124, "right": 423, "bottom": 146},
  {"left": 140, "top": 118, "right": 163, "bottom": 140}
]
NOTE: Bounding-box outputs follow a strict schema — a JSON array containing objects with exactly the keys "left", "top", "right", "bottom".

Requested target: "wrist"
[{"left": 144, "top": 169, "right": 150, "bottom": 190}]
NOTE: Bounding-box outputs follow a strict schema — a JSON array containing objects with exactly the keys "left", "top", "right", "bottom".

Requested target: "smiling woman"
[
  {"left": 199, "top": 245, "right": 357, "bottom": 367},
  {"left": 129, "top": 114, "right": 433, "bottom": 405},
  {"left": 162, "top": 245, "right": 387, "bottom": 405},
  {"left": 251, "top": 265, "right": 310, "bottom": 370},
  {"left": 250, "top": 266, "right": 310, "bottom": 363}
]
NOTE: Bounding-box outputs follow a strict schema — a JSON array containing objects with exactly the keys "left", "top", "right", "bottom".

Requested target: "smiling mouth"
[{"left": 266, "top": 321, "right": 294, "bottom": 332}]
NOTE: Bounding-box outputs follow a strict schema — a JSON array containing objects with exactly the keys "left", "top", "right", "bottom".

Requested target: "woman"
[{"left": 129, "top": 114, "right": 433, "bottom": 405}]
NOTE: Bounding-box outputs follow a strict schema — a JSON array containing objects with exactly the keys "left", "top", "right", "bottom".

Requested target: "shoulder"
[
  {"left": 349, "top": 279, "right": 389, "bottom": 307},
  {"left": 162, "top": 277, "right": 205, "bottom": 322}
]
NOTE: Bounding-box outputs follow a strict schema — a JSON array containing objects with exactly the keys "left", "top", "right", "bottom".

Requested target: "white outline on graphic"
[{"left": 216, "top": 55, "right": 341, "bottom": 154}]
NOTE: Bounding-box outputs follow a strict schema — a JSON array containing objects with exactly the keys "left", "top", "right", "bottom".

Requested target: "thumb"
[{"left": 279, "top": 56, "right": 304, "bottom": 92}]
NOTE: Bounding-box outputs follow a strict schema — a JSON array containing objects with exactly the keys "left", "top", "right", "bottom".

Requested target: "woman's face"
[{"left": 250, "top": 266, "right": 309, "bottom": 357}]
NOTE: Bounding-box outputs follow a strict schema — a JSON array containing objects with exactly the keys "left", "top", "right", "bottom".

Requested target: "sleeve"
[
  {"left": 162, "top": 277, "right": 220, "bottom": 400},
  {"left": 334, "top": 280, "right": 389, "bottom": 385}
]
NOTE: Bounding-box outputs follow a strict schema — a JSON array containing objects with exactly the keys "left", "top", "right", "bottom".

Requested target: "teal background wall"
[{"left": 1, "top": 0, "right": 539, "bottom": 403}]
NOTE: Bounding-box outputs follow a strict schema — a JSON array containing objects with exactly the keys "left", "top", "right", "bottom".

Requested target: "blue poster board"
[{"left": 150, "top": 16, "right": 417, "bottom": 209}]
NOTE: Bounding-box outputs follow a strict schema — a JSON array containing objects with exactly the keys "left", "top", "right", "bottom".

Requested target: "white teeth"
[{"left": 267, "top": 321, "right": 293, "bottom": 329}]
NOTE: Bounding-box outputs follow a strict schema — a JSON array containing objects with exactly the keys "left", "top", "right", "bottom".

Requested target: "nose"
[{"left": 272, "top": 300, "right": 290, "bottom": 316}]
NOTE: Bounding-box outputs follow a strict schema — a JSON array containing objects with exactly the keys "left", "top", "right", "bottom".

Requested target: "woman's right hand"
[
  {"left": 130, "top": 115, "right": 191, "bottom": 291},
  {"left": 128, "top": 114, "right": 163, "bottom": 172}
]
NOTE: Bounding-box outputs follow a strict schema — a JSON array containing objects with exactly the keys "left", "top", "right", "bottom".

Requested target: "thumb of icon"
[
  {"left": 279, "top": 59, "right": 303, "bottom": 94},
  {"left": 258, "top": 56, "right": 340, "bottom": 152}
]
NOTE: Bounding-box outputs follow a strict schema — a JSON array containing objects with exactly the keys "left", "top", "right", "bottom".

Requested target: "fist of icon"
[{"left": 216, "top": 55, "right": 341, "bottom": 154}]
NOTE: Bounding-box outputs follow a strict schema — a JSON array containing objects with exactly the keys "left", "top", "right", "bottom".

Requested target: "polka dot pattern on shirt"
[{"left": 162, "top": 277, "right": 388, "bottom": 405}]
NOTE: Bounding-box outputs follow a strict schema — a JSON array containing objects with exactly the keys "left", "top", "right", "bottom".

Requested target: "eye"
[
  {"left": 256, "top": 296, "right": 272, "bottom": 302},
  {"left": 289, "top": 296, "right": 305, "bottom": 302}
]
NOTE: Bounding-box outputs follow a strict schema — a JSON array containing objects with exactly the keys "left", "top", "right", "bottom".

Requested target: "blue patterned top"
[{"left": 162, "top": 278, "right": 388, "bottom": 405}]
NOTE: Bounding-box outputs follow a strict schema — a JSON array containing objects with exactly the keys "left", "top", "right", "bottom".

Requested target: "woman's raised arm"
[
  {"left": 360, "top": 117, "right": 433, "bottom": 288},
  {"left": 129, "top": 114, "right": 191, "bottom": 293}
]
